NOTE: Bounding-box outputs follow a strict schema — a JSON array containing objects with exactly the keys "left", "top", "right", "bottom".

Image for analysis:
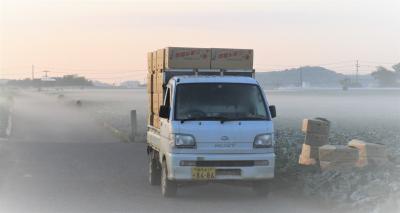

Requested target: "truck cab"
[{"left": 147, "top": 74, "right": 276, "bottom": 197}]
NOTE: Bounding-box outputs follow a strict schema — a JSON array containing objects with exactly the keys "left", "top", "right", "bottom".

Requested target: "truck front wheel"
[
  {"left": 148, "top": 154, "right": 161, "bottom": 185},
  {"left": 161, "top": 160, "right": 177, "bottom": 197}
]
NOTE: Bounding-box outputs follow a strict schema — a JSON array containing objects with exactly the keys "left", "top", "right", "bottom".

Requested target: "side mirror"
[
  {"left": 269, "top": 105, "right": 276, "bottom": 118},
  {"left": 159, "top": 105, "right": 170, "bottom": 119}
]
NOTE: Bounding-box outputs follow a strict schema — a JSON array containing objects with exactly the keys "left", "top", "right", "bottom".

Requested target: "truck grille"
[
  {"left": 216, "top": 169, "right": 241, "bottom": 176},
  {"left": 195, "top": 160, "right": 254, "bottom": 167}
]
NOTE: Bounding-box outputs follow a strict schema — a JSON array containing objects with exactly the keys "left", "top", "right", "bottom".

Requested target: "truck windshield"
[{"left": 175, "top": 83, "right": 270, "bottom": 121}]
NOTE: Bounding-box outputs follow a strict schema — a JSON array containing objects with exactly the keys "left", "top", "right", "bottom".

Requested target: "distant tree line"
[
  {"left": 371, "top": 63, "right": 400, "bottom": 87},
  {"left": 7, "top": 75, "right": 93, "bottom": 87}
]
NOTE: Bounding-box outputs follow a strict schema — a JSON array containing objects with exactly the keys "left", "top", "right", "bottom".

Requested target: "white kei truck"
[{"left": 146, "top": 47, "right": 276, "bottom": 197}]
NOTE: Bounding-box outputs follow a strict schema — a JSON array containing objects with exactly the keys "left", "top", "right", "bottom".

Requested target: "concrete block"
[
  {"left": 319, "top": 145, "right": 359, "bottom": 163},
  {"left": 304, "top": 133, "right": 329, "bottom": 146},
  {"left": 348, "top": 139, "right": 387, "bottom": 167},
  {"left": 302, "top": 118, "right": 330, "bottom": 135}
]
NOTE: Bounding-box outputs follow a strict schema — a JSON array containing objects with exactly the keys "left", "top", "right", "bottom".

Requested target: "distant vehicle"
[{"left": 146, "top": 47, "right": 276, "bottom": 197}]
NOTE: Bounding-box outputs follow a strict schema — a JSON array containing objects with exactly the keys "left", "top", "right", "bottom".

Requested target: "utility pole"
[
  {"left": 299, "top": 69, "right": 303, "bottom": 88},
  {"left": 43, "top": 70, "right": 50, "bottom": 79},
  {"left": 31, "top": 65, "right": 35, "bottom": 80},
  {"left": 355, "top": 60, "right": 360, "bottom": 83}
]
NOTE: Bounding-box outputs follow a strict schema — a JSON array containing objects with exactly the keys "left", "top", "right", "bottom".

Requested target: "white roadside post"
[{"left": 130, "top": 110, "right": 137, "bottom": 142}]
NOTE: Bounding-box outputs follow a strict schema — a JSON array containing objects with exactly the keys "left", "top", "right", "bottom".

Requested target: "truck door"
[{"left": 160, "top": 86, "right": 172, "bottom": 151}]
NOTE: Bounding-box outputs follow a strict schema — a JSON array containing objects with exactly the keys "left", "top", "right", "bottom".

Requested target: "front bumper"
[{"left": 165, "top": 153, "right": 275, "bottom": 181}]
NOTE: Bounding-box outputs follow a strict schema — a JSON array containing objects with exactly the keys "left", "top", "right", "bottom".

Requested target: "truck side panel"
[{"left": 147, "top": 128, "right": 161, "bottom": 151}]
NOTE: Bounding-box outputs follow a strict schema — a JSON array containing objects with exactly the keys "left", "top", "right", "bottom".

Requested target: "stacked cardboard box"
[
  {"left": 299, "top": 118, "right": 330, "bottom": 165},
  {"left": 153, "top": 47, "right": 254, "bottom": 71},
  {"left": 147, "top": 47, "right": 255, "bottom": 128},
  {"left": 211, "top": 48, "right": 253, "bottom": 69},
  {"left": 316, "top": 140, "right": 387, "bottom": 171},
  {"left": 163, "top": 47, "right": 212, "bottom": 69},
  {"left": 147, "top": 51, "right": 164, "bottom": 128},
  {"left": 302, "top": 118, "right": 330, "bottom": 145}
]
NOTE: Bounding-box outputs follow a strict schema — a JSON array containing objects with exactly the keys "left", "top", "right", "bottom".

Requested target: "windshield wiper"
[
  {"left": 180, "top": 116, "right": 229, "bottom": 124},
  {"left": 180, "top": 115, "right": 268, "bottom": 123},
  {"left": 222, "top": 116, "right": 267, "bottom": 121}
]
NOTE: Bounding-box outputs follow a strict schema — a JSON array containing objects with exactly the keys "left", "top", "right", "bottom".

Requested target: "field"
[
  {"left": 40, "top": 87, "right": 400, "bottom": 212},
  {"left": 45, "top": 88, "right": 400, "bottom": 144},
  {"left": 0, "top": 88, "right": 14, "bottom": 137}
]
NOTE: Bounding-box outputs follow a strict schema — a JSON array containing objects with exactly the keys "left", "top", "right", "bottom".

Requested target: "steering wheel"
[{"left": 185, "top": 109, "right": 206, "bottom": 118}]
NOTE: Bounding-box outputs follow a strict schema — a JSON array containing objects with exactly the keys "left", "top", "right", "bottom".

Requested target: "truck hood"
[{"left": 172, "top": 120, "right": 274, "bottom": 154}]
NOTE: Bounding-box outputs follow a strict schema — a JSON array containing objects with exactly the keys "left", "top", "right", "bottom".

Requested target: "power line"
[
  {"left": 0, "top": 73, "right": 31, "bottom": 76},
  {"left": 43, "top": 70, "right": 50, "bottom": 78},
  {"left": 355, "top": 60, "right": 360, "bottom": 83},
  {"left": 32, "top": 65, "right": 35, "bottom": 80},
  {"left": 256, "top": 60, "right": 398, "bottom": 70},
  {"left": 36, "top": 66, "right": 147, "bottom": 73},
  {"left": 256, "top": 60, "right": 354, "bottom": 69},
  {"left": 49, "top": 70, "right": 147, "bottom": 75},
  {"left": 359, "top": 60, "right": 398, "bottom": 65}
]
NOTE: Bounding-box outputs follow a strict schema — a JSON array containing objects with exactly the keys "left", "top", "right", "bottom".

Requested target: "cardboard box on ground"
[
  {"left": 318, "top": 141, "right": 388, "bottom": 171},
  {"left": 319, "top": 145, "right": 359, "bottom": 162},
  {"left": 302, "top": 118, "right": 330, "bottom": 135},
  {"left": 299, "top": 118, "right": 331, "bottom": 166},
  {"left": 304, "top": 133, "right": 328, "bottom": 146},
  {"left": 298, "top": 117, "right": 388, "bottom": 171},
  {"left": 348, "top": 139, "right": 388, "bottom": 167},
  {"left": 299, "top": 144, "right": 319, "bottom": 165}
]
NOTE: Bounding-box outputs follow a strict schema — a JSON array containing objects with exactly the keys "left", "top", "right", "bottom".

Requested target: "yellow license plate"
[{"left": 192, "top": 167, "right": 216, "bottom": 180}]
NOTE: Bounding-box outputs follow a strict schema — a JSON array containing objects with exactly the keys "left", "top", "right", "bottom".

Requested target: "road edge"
[
  {"left": 0, "top": 107, "right": 12, "bottom": 140},
  {"left": 6, "top": 108, "right": 13, "bottom": 137}
]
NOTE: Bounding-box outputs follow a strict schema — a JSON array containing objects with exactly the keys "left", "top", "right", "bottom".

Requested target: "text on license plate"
[{"left": 192, "top": 167, "right": 216, "bottom": 180}]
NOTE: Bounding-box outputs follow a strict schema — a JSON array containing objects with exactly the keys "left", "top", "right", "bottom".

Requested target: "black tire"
[
  {"left": 252, "top": 181, "right": 270, "bottom": 196},
  {"left": 161, "top": 160, "right": 177, "bottom": 197},
  {"left": 148, "top": 155, "right": 161, "bottom": 185}
]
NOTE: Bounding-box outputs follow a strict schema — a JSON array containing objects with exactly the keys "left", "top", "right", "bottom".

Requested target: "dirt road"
[{"left": 0, "top": 91, "right": 328, "bottom": 213}]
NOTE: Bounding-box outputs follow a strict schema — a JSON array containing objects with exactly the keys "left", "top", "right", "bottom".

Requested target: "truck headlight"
[
  {"left": 174, "top": 134, "right": 196, "bottom": 148},
  {"left": 253, "top": 134, "right": 274, "bottom": 148}
]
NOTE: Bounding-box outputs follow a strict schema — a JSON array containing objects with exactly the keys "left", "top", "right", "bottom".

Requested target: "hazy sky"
[{"left": 1, "top": 0, "right": 399, "bottom": 83}]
